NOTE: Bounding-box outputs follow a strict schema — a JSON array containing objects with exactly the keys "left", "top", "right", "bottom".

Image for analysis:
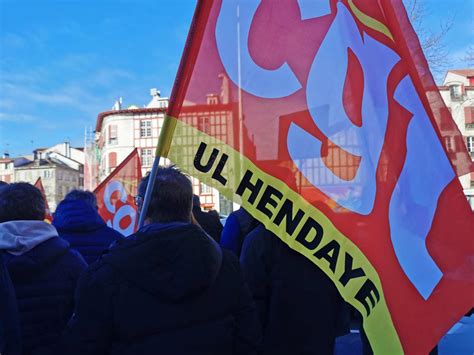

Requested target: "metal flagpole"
[
  {"left": 137, "top": 154, "right": 162, "bottom": 229},
  {"left": 137, "top": 114, "right": 177, "bottom": 229}
]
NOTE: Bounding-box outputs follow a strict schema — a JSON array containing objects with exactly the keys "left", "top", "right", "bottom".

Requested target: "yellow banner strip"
[
  {"left": 348, "top": 0, "right": 394, "bottom": 41},
  {"left": 163, "top": 117, "right": 403, "bottom": 354},
  {"left": 155, "top": 114, "right": 178, "bottom": 158}
]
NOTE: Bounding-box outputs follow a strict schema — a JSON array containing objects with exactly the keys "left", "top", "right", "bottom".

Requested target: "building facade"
[
  {"left": 439, "top": 69, "right": 474, "bottom": 209},
  {"left": 93, "top": 88, "right": 231, "bottom": 212},
  {"left": 14, "top": 152, "right": 83, "bottom": 211},
  {"left": 0, "top": 156, "right": 14, "bottom": 183},
  {"left": 6, "top": 143, "right": 85, "bottom": 211}
]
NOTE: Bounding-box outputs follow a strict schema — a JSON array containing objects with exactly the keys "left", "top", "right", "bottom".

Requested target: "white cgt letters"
[
  {"left": 104, "top": 180, "right": 137, "bottom": 236},
  {"left": 215, "top": 0, "right": 455, "bottom": 300}
]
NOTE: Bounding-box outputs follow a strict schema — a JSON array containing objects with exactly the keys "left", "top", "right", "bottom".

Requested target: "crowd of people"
[{"left": 0, "top": 167, "right": 353, "bottom": 355}]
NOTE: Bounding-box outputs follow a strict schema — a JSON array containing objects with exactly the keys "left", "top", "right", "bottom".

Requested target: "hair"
[
  {"left": 138, "top": 166, "right": 193, "bottom": 223},
  {"left": 64, "top": 189, "right": 98, "bottom": 209},
  {"left": 0, "top": 181, "right": 8, "bottom": 187},
  {"left": 192, "top": 194, "right": 201, "bottom": 208},
  {"left": 0, "top": 182, "right": 46, "bottom": 222}
]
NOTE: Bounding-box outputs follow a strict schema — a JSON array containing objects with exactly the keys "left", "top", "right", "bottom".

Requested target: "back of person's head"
[
  {"left": 192, "top": 194, "right": 201, "bottom": 209},
  {"left": 0, "top": 182, "right": 45, "bottom": 222},
  {"left": 0, "top": 181, "right": 8, "bottom": 188},
  {"left": 138, "top": 166, "right": 193, "bottom": 223},
  {"left": 64, "top": 189, "right": 98, "bottom": 210}
]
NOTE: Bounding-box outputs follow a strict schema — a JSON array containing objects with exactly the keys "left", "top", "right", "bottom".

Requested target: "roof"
[
  {"left": 16, "top": 157, "right": 76, "bottom": 170},
  {"left": 438, "top": 85, "right": 474, "bottom": 90},
  {"left": 95, "top": 107, "right": 167, "bottom": 132},
  {"left": 448, "top": 69, "right": 474, "bottom": 77},
  {"left": 0, "top": 158, "right": 13, "bottom": 163}
]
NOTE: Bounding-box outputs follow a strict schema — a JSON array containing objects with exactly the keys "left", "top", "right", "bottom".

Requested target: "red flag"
[
  {"left": 34, "top": 177, "right": 53, "bottom": 223},
  {"left": 157, "top": 0, "right": 474, "bottom": 353},
  {"left": 94, "top": 149, "right": 142, "bottom": 236}
]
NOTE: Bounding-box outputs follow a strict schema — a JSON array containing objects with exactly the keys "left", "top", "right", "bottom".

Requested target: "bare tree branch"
[
  {"left": 463, "top": 45, "right": 474, "bottom": 67},
  {"left": 404, "top": 0, "right": 455, "bottom": 78}
]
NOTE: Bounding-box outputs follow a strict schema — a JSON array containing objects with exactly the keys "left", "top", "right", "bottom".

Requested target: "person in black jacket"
[
  {"left": 240, "top": 225, "right": 347, "bottom": 355},
  {"left": 53, "top": 190, "right": 123, "bottom": 264},
  {"left": 0, "top": 182, "right": 87, "bottom": 355},
  {"left": 0, "top": 251, "right": 22, "bottom": 355},
  {"left": 192, "top": 194, "right": 223, "bottom": 242},
  {"left": 62, "top": 166, "right": 261, "bottom": 355}
]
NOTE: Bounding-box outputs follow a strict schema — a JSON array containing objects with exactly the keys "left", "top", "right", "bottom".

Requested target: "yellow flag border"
[{"left": 160, "top": 115, "right": 403, "bottom": 354}]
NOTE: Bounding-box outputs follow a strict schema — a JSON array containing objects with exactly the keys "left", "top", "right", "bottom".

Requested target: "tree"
[
  {"left": 462, "top": 45, "right": 474, "bottom": 67},
  {"left": 404, "top": 0, "right": 455, "bottom": 79}
]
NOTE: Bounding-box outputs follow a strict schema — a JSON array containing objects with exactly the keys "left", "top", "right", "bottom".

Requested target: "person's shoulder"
[
  {"left": 221, "top": 248, "right": 243, "bottom": 275},
  {"left": 63, "top": 247, "right": 87, "bottom": 267},
  {"left": 101, "top": 224, "right": 124, "bottom": 239},
  {"left": 81, "top": 255, "right": 121, "bottom": 287},
  {"left": 245, "top": 225, "right": 271, "bottom": 246}
]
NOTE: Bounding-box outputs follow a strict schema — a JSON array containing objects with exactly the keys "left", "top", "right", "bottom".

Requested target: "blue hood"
[{"left": 53, "top": 199, "right": 105, "bottom": 233}]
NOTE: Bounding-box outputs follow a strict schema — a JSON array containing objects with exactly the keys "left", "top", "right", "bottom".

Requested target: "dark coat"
[
  {"left": 220, "top": 208, "right": 259, "bottom": 257},
  {"left": 62, "top": 222, "right": 261, "bottom": 355},
  {"left": 4, "top": 237, "right": 87, "bottom": 355},
  {"left": 192, "top": 206, "right": 223, "bottom": 242},
  {"left": 240, "top": 225, "right": 345, "bottom": 355},
  {"left": 0, "top": 251, "right": 22, "bottom": 355},
  {"left": 53, "top": 199, "right": 123, "bottom": 264}
]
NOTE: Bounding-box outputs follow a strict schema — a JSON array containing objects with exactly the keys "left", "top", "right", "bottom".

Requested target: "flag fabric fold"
[
  {"left": 158, "top": 0, "right": 474, "bottom": 353},
  {"left": 94, "top": 149, "right": 142, "bottom": 237},
  {"left": 34, "top": 177, "right": 53, "bottom": 223}
]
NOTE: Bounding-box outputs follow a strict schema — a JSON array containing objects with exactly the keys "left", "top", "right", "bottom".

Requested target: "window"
[
  {"left": 449, "top": 85, "right": 463, "bottom": 100},
  {"left": 43, "top": 170, "right": 52, "bottom": 179},
  {"left": 198, "top": 116, "right": 210, "bottom": 133},
  {"left": 444, "top": 137, "right": 453, "bottom": 151},
  {"left": 140, "top": 120, "right": 152, "bottom": 137},
  {"left": 467, "top": 136, "right": 474, "bottom": 153},
  {"left": 109, "top": 152, "right": 117, "bottom": 169},
  {"left": 207, "top": 95, "right": 219, "bottom": 105},
  {"left": 141, "top": 149, "right": 153, "bottom": 167},
  {"left": 200, "top": 182, "right": 212, "bottom": 195},
  {"left": 465, "top": 107, "right": 474, "bottom": 125},
  {"left": 108, "top": 125, "right": 118, "bottom": 145}
]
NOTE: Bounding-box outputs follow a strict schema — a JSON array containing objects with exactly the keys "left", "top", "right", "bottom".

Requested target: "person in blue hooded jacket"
[
  {"left": 0, "top": 182, "right": 87, "bottom": 355},
  {"left": 61, "top": 166, "right": 261, "bottom": 355},
  {"left": 53, "top": 190, "right": 124, "bottom": 265}
]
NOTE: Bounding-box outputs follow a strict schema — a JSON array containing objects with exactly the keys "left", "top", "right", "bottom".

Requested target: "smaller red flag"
[
  {"left": 34, "top": 177, "right": 53, "bottom": 223},
  {"left": 94, "top": 149, "right": 142, "bottom": 236}
]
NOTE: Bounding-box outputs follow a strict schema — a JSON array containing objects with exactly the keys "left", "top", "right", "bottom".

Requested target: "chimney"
[
  {"left": 112, "top": 97, "right": 122, "bottom": 111},
  {"left": 219, "top": 73, "right": 231, "bottom": 104},
  {"left": 34, "top": 150, "right": 41, "bottom": 166},
  {"left": 150, "top": 88, "right": 161, "bottom": 98},
  {"left": 2, "top": 152, "right": 9, "bottom": 159},
  {"left": 64, "top": 141, "right": 71, "bottom": 158}
]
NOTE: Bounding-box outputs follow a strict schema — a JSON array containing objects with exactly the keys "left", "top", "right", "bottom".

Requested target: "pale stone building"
[
  {"left": 14, "top": 148, "right": 84, "bottom": 211},
  {"left": 438, "top": 69, "right": 474, "bottom": 209}
]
